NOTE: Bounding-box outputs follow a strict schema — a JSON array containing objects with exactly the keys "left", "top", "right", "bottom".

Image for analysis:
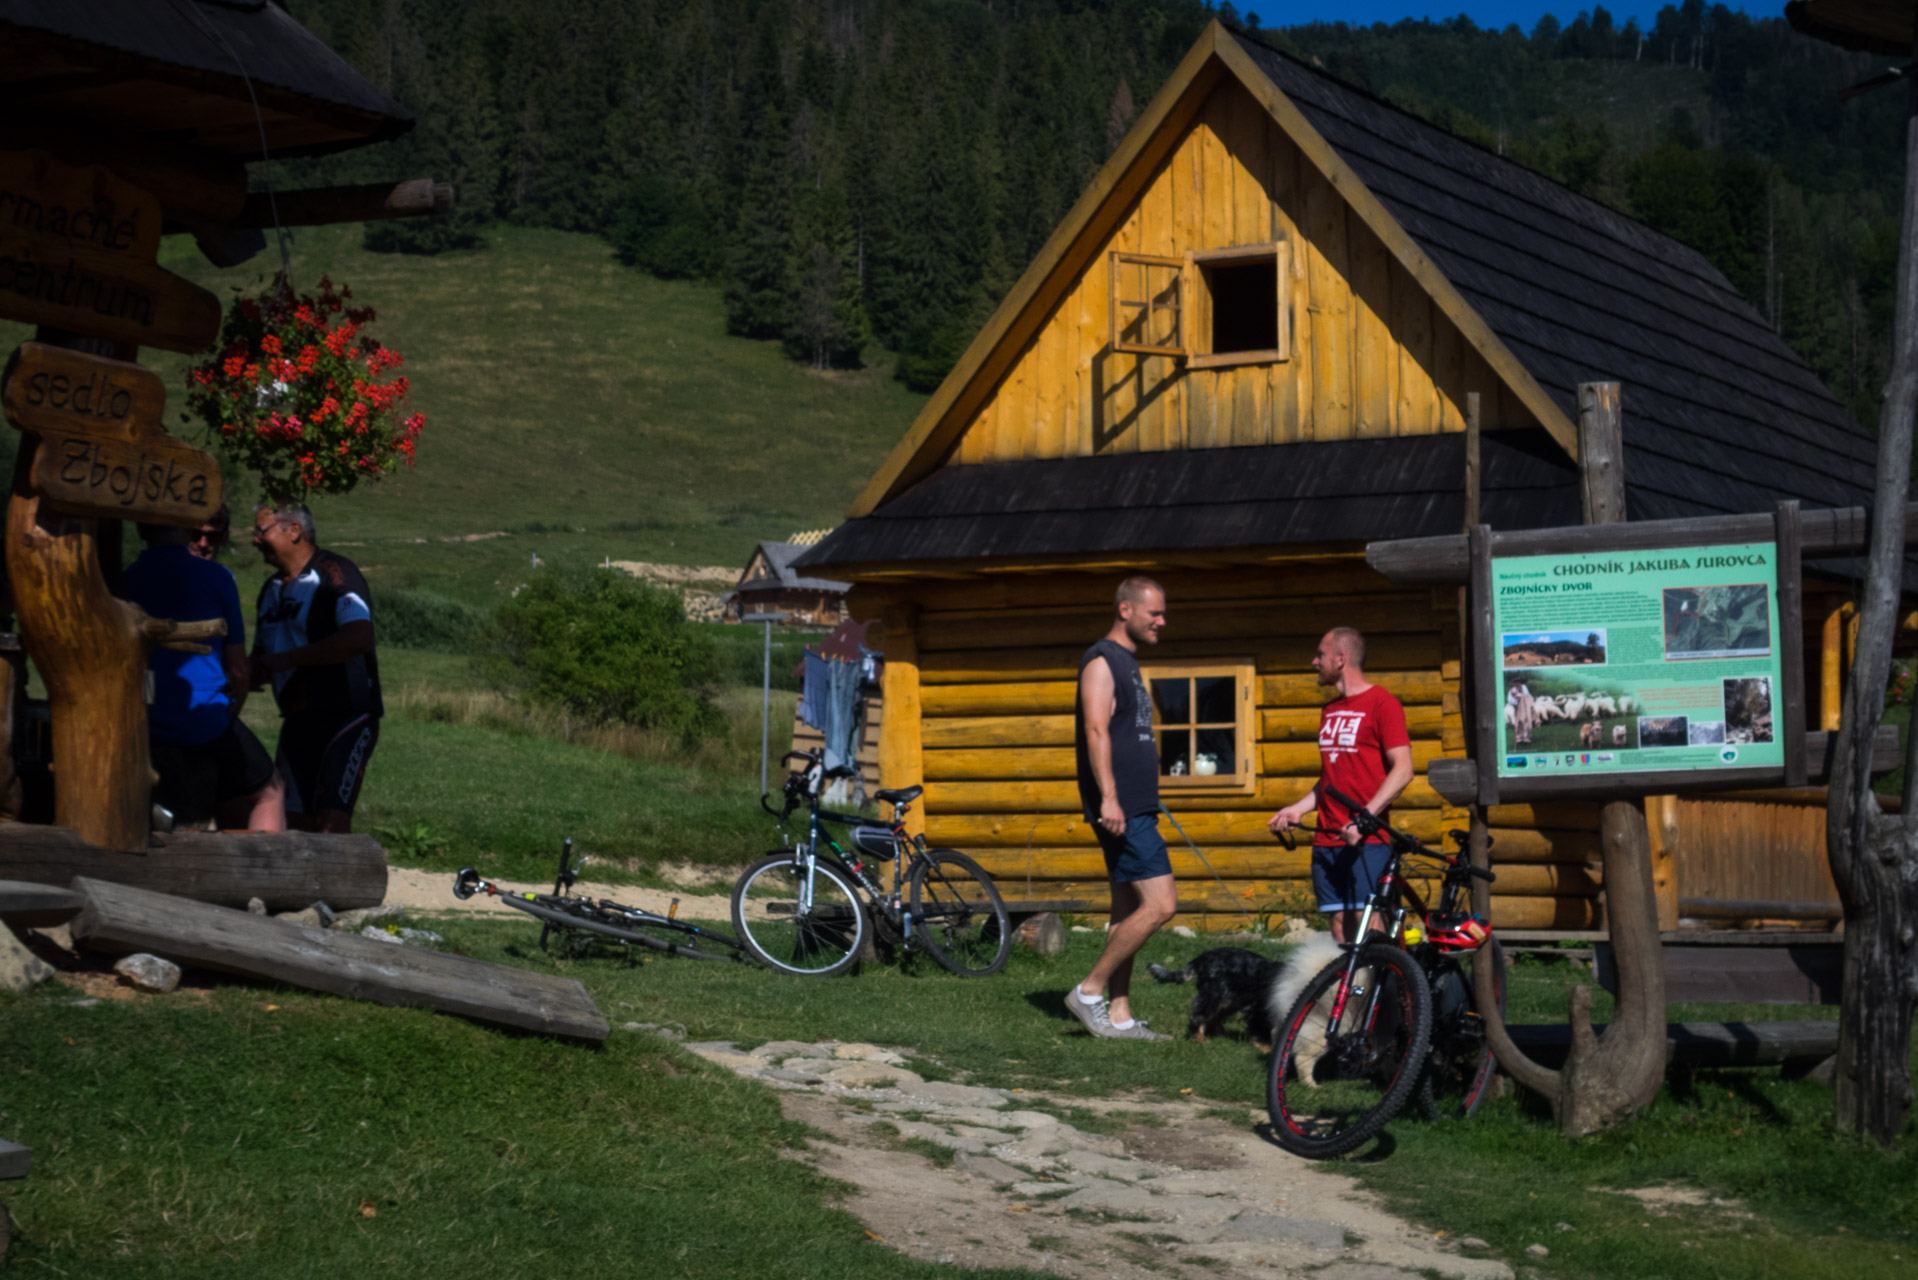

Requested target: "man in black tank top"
[{"left": 1064, "top": 576, "right": 1175, "bottom": 1041}]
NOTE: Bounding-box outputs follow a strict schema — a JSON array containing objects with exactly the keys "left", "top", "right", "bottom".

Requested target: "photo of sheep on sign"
[{"left": 1501, "top": 671, "right": 1638, "bottom": 754}]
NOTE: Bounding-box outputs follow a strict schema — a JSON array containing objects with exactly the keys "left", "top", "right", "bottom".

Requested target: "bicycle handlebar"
[
  {"left": 453, "top": 867, "right": 485, "bottom": 900},
  {"left": 1321, "top": 785, "right": 1497, "bottom": 884}
]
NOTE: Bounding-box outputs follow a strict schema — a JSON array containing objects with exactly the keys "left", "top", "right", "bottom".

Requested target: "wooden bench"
[{"left": 1594, "top": 940, "right": 1841, "bottom": 1005}]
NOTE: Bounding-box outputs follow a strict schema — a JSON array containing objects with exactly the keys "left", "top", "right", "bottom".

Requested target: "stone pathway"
[{"left": 642, "top": 1029, "right": 1515, "bottom": 1280}]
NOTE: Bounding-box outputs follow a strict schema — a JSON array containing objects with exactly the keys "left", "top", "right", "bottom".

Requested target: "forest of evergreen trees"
[{"left": 282, "top": 0, "right": 1909, "bottom": 425}]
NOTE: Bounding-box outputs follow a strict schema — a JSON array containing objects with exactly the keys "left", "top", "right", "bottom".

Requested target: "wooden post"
[
  {"left": 1577, "top": 382, "right": 1624, "bottom": 525},
  {"left": 1822, "top": 46, "right": 1918, "bottom": 1145},
  {"left": 2, "top": 333, "right": 222, "bottom": 850},
  {"left": 1777, "top": 500, "right": 1808, "bottom": 787},
  {"left": 1460, "top": 393, "right": 1492, "bottom": 916},
  {"left": 1644, "top": 793, "right": 1680, "bottom": 932},
  {"left": 879, "top": 603, "right": 925, "bottom": 843}
]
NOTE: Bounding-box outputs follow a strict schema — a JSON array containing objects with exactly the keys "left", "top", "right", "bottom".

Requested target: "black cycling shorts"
[
  {"left": 277, "top": 712, "right": 380, "bottom": 818},
  {"left": 152, "top": 719, "right": 278, "bottom": 826}
]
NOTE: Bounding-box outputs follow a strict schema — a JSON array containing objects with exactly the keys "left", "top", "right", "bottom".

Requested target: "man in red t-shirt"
[{"left": 1267, "top": 627, "right": 1414, "bottom": 941}]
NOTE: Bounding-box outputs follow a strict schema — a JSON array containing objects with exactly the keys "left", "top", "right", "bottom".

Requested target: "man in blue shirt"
[{"left": 122, "top": 523, "right": 284, "bottom": 831}]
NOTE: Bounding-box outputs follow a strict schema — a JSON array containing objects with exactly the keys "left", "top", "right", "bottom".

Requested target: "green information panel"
[{"left": 1492, "top": 542, "right": 1783, "bottom": 780}]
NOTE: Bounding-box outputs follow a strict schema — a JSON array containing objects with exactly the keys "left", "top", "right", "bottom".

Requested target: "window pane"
[
  {"left": 1194, "top": 727, "right": 1237, "bottom": 777},
  {"left": 1195, "top": 676, "right": 1236, "bottom": 724},
  {"left": 1152, "top": 677, "right": 1192, "bottom": 725},
  {"left": 1158, "top": 730, "right": 1192, "bottom": 777}
]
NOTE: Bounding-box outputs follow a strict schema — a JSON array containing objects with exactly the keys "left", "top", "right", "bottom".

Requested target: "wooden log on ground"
[
  {"left": 0, "top": 825, "right": 387, "bottom": 911},
  {"left": 1506, "top": 1020, "right": 1838, "bottom": 1070},
  {"left": 0, "top": 879, "right": 81, "bottom": 926},
  {"left": 68, "top": 878, "right": 607, "bottom": 1043}
]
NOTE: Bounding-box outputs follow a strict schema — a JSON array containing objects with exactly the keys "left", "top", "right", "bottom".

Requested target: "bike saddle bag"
[{"left": 849, "top": 823, "right": 899, "bottom": 860}]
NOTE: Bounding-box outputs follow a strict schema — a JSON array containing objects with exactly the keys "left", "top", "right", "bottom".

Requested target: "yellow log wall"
[
  {"left": 948, "top": 78, "right": 1531, "bottom": 467},
  {"left": 875, "top": 565, "right": 1603, "bottom": 932}
]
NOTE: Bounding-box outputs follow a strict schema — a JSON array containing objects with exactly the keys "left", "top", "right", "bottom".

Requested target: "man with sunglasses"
[
  {"left": 249, "top": 504, "right": 383, "bottom": 833},
  {"left": 122, "top": 521, "right": 285, "bottom": 831},
  {"left": 187, "top": 504, "right": 231, "bottom": 563}
]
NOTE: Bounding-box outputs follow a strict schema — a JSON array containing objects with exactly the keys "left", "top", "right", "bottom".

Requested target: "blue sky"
[{"left": 1246, "top": 3, "right": 1779, "bottom": 32}]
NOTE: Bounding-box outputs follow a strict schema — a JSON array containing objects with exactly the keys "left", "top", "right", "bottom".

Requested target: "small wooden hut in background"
[
  {"left": 723, "top": 534, "right": 851, "bottom": 626},
  {"left": 0, "top": 0, "right": 440, "bottom": 896},
  {"left": 800, "top": 20, "right": 1884, "bottom": 933}
]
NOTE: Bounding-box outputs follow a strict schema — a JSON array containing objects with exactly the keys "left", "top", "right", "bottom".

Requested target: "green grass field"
[{"left": 2, "top": 223, "right": 924, "bottom": 605}]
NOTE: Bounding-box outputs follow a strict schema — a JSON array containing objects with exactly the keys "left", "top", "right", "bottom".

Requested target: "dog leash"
[{"left": 1157, "top": 802, "right": 1239, "bottom": 900}]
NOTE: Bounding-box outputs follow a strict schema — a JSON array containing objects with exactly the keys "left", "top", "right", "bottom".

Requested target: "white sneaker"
[{"left": 1065, "top": 987, "right": 1116, "bottom": 1037}]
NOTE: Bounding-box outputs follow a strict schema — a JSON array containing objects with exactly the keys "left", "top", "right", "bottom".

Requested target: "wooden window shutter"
[{"left": 1108, "top": 252, "right": 1186, "bottom": 358}]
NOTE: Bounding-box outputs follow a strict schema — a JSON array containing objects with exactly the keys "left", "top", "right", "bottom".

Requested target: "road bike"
[
  {"left": 1266, "top": 787, "right": 1505, "bottom": 1158},
  {"left": 730, "top": 749, "right": 1011, "bottom": 978},
  {"left": 455, "top": 838, "right": 751, "bottom": 963}
]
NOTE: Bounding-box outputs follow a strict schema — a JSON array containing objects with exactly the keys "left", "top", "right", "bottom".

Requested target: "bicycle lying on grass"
[
  {"left": 456, "top": 838, "right": 752, "bottom": 963},
  {"left": 1266, "top": 787, "right": 1506, "bottom": 1158},
  {"left": 730, "top": 749, "right": 1012, "bottom": 978}
]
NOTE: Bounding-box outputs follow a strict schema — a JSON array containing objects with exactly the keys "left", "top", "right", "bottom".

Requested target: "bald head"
[
  {"left": 1327, "top": 627, "right": 1365, "bottom": 667},
  {"left": 1312, "top": 627, "right": 1367, "bottom": 689}
]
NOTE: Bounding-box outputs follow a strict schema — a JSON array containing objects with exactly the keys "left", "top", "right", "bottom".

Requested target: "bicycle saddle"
[{"left": 875, "top": 785, "right": 923, "bottom": 805}]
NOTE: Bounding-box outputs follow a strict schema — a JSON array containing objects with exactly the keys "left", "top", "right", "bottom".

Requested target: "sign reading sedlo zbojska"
[{"left": 3, "top": 341, "right": 223, "bottom": 526}]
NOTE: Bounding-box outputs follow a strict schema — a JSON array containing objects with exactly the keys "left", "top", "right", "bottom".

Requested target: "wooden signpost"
[
  {"left": 0, "top": 151, "right": 220, "bottom": 354},
  {"left": 3, "top": 341, "right": 221, "bottom": 526}
]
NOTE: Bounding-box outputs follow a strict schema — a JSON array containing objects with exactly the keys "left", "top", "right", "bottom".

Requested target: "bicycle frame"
[{"left": 764, "top": 751, "right": 921, "bottom": 936}]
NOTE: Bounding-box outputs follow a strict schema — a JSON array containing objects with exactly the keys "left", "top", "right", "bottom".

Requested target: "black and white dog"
[{"left": 1147, "top": 933, "right": 1341, "bottom": 1053}]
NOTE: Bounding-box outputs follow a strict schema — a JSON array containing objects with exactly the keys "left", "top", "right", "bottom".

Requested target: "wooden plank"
[
  {"left": 918, "top": 597, "right": 1439, "bottom": 652},
  {"left": 920, "top": 631, "right": 1439, "bottom": 682},
  {"left": 68, "top": 878, "right": 608, "bottom": 1042},
  {"left": 923, "top": 714, "right": 1075, "bottom": 750},
  {"left": 924, "top": 747, "right": 1078, "bottom": 781},
  {"left": 1301, "top": 153, "right": 1350, "bottom": 440},
  {"left": 1676, "top": 898, "right": 1844, "bottom": 922},
  {"left": 1262, "top": 669, "right": 1446, "bottom": 706},
  {"left": 1776, "top": 501, "right": 1808, "bottom": 786},
  {"left": 1262, "top": 703, "right": 1443, "bottom": 740},
  {"left": 1261, "top": 739, "right": 1445, "bottom": 774},
  {"left": 1393, "top": 260, "right": 1435, "bottom": 435},
  {"left": 0, "top": 878, "right": 82, "bottom": 926},
  {"left": 922, "top": 681, "right": 1077, "bottom": 716},
  {"left": 1469, "top": 523, "right": 1499, "bottom": 806},
  {"left": 1507, "top": 1020, "right": 1837, "bottom": 1069},
  {"left": 0, "top": 825, "right": 387, "bottom": 912},
  {"left": 0, "top": 1138, "right": 29, "bottom": 1180},
  {"left": 928, "top": 790, "right": 1448, "bottom": 847}
]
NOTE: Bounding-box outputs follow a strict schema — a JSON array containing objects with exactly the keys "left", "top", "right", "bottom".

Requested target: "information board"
[{"left": 1491, "top": 541, "right": 1784, "bottom": 781}]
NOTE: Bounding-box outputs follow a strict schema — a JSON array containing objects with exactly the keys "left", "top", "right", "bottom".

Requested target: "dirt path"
[{"left": 646, "top": 1032, "right": 1517, "bottom": 1280}]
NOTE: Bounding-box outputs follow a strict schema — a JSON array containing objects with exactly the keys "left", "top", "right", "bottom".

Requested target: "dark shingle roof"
[
  {"left": 0, "top": 0, "right": 412, "bottom": 159},
  {"left": 803, "top": 431, "right": 1577, "bottom": 571},
  {"left": 1230, "top": 33, "right": 1876, "bottom": 524},
  {"left": 740, "top": 542, "right": 850, "bottom": 593}
]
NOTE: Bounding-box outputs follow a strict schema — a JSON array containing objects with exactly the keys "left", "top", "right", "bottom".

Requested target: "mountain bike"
[
  {"left": 1266, "top": 786, "right": 1504, "bottom": 1158},
  {"left": 731, "top": 749, "right": 1011, "bottom": 978},
  {"left": 455, "top": 838, "right": 751, "bottom": 963}
]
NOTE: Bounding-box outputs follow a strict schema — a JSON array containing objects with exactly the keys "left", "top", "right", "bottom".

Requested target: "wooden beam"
[
  {"left": 0, "top": 825, "right": 387, "bottom": 912},
  {"left": 233, "top": 179, "right": 452, "bottom": 229},
  {"left": 1369, "top": 501, "right": 1918, "bottom": 585},
  {"left": 1428, "top": 726, "right": 1903, "bottom": 803},
  {"left": 1578, "top": 382, "right": 1625, "bottom": 523},
  {"left": 0, "top": 1138, "right": 28, "bottom": 1180},
  {"left": 1507, "top": 1020, "right": 1837, "bottom": 1069},
  {"left": 1777, "top": 500, "right": 1809, "bottom": 785},
  {"left": 0, "top": 878, "right": 81, "bottom": 927},
  {"left": 68, "top": 878, "right": 608, "bottom": 1043},
  {"left": 879, "top": 605, "right": 926, "bottom": 841}
]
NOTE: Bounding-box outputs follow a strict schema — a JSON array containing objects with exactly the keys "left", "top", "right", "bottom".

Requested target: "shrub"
[
  {"left": 478, "top": 570, "right": 722, "bottom": 743},
  {"left": 373, "top": 586, "right": 485, "bottom": 652}
]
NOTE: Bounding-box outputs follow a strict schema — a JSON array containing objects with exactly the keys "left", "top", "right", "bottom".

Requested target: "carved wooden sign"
[
  {"left": 3, "top": 342, "right": 223, "bottom": 526},
  {"left": 0, "top": 150, "right": 220, "bottom": 353}
]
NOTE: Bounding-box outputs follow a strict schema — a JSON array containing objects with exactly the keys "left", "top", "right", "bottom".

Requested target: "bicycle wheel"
[
  {"left": 909, "top": 849, "right": 1011, "bottom": 978},
  {"left": 1415, "top": 937, "right": 1506, "bottom": 1121},
  {"left": 730, "top": 854, "right": 867, "bottom": 977},
  {"left": 587, "top": 904, "right": 750, "bottom": 964},
  {"left": 1266, "top": 941, "right": 1432, "bottom": 1159}
]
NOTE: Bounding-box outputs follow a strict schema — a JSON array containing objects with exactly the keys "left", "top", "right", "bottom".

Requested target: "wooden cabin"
[
  {"left": 723, "top": 539, "right": 851, "bottom": 626},
  {"left": 796, "top": 22, "right": 1879, "bottom": 933}
]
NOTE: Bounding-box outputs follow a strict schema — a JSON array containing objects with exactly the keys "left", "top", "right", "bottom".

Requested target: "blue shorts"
[
  {"left": 1312, "top": 841, "right": 1392, "bottom": 912},
  {"left": 1095, "top": 814, "right": 1174, "bottom": 883}
]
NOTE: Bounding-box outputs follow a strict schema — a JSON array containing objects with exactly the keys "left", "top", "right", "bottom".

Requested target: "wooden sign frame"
[{"left": 1468, "top": 511, "right": 1806, "bottom": 804}]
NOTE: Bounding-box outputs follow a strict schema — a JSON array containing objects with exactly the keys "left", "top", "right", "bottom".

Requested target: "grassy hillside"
[{"left": 3, "top": 225, "right": 925, "bottom": 605}]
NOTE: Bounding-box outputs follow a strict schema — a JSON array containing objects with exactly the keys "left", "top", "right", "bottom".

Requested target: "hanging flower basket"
[{"left": 186, "top": 276, "right": 423, "bottom": 505}]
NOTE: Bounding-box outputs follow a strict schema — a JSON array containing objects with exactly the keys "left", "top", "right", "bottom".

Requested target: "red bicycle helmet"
[{"left": 1426, "top": 911, "right": 1492, "bottom": 953}]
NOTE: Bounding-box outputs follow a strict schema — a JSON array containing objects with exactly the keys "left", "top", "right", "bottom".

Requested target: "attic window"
[
  {"left": 1109, "top": 252, "right": 1185, "bottom": 357},
  {"left": 1190, "top": 241, "right": 1291, "bottom": 370}
]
